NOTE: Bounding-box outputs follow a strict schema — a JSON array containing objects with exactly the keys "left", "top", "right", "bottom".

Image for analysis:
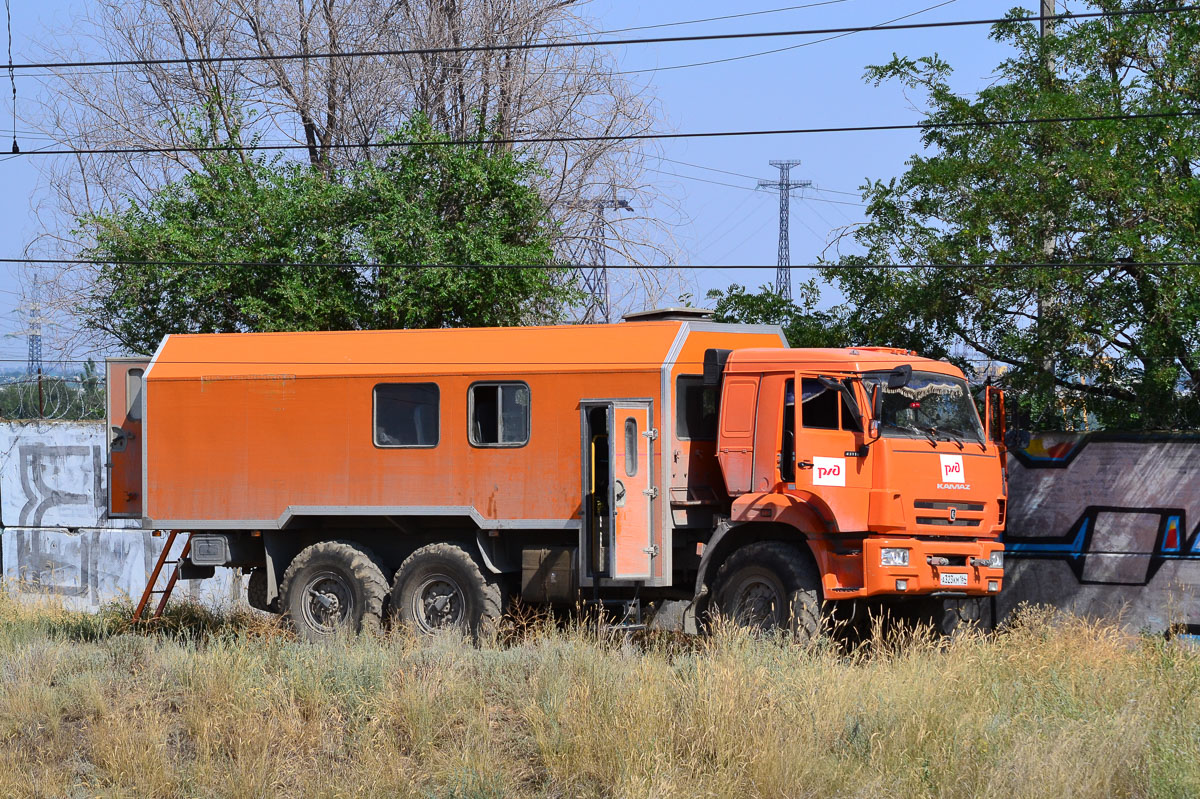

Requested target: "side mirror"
[
  {"left": 984, "top": 386, "right": 1008, "bottom": 446},
  {"left": 887, "top": 364, "right": 912, "bottom": 389}
]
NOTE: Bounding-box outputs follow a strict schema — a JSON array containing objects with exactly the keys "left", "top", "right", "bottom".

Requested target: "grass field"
[{"left": 1, "top": 596, "right": 1198, "bottom": 799}]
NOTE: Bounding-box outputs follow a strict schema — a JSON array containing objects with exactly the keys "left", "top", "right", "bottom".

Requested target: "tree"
[
  {"left": 706, "top": 280, "right": 848, "bottom": 348},
  {"left": 79, "top": 116, "right": 573, "bottom": 354},
  {"left": 32, "top": 0, "right": 679, "bottom": 331},
  {"left": 824, "top": 1, "right": 1200, "bottom": 430}
]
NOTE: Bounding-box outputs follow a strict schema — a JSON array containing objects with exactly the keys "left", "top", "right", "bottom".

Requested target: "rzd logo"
[
  {"left": 812, "top": 456, "right": 846, "bottom": 487},
  {"left": 817, "top": 464, "right": 840, "bottom": 480},
  {"left": 938, "top": 454, "right": 965, "bottom": 484}
]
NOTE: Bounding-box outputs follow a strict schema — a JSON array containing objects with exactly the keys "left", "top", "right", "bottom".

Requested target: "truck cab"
[{"left": 692, "top": 346, "right": 1005, "bottom": 632}]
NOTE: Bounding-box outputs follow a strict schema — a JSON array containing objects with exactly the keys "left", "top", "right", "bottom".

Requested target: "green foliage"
[
  {"left": 824, "top": 1, "right": 1200, "bottom": 430},
  {"left": 706, "top": 280, "right": 849, "bottom": 348},
  {"left": 0, "top": 360, "right": 105, "bottom": 420},
  {"left": 78, "top": 116, "right": 572, "bottom": 354}
]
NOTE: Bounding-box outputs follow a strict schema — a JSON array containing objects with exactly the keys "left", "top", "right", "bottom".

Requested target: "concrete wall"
[
  {"left": 1000, "top": 432, "right": 1200, "bottom": 632},
  {"left": 3, "top": 421, "right": 1199, "bottom": 627},
  {"left": 0, "top": 422, "right": 243, "bottom": 610}
]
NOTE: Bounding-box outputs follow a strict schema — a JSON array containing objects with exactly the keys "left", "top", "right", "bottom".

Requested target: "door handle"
[{"left": 797, "top": 460, "right": 814, "bottom": 470}]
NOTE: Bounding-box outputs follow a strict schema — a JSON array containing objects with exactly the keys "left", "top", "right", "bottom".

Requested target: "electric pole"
[
  {"left": 757, "top": 160, "right": 811, "bottom": 301},
  {"left": 573, "top": 195, "right": 632, "bottom": 324},
  {"left": 1040, "top": 0, "right": 1055, "bottom": 39}
]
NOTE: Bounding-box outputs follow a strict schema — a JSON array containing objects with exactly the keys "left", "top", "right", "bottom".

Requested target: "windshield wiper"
[
  {"left": 941, "top": 429, "right": 965, "bottom": 450},
  {"left": 912, "top": 424, "right": 938, "bottom": 447}
]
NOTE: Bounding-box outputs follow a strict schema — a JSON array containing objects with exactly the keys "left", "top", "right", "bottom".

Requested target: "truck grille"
[
  {"left": 915, "top": 516, "right": 981, "bottom": 527},
  {"left": 914, "top": 500, "right": 985, "bottom": 527},
  {"left": 913, "top": 501, "right": 985, "bottom": 511}
]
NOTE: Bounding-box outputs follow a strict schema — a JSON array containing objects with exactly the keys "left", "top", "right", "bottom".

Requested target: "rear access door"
[
  {"left": 582, "top": 400, "right": 658, "bottom": 581},
  {"left": 107, "top": 358, "right": 150, "bottom": 518}
]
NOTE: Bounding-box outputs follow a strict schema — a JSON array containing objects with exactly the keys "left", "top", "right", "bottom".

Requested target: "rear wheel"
[
  {"left": 711, "top": 541, "right": 822, "bottom": 640},
  {"left": 280, "top": 541, "right": 389, "bottom": 642},
  {"left": 391, "top": 543, "right": 503, "bottom": 638}
]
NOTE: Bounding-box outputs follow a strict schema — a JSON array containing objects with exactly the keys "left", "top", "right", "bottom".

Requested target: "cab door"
[
  {"left": 612, "top": 401, "right": 656, "bottom": 579},
  {"left": 107, "top": 358, "right": 149, "bottom": 518},
  {"left": 792, "top": 374, "right": 871, "bottom": 531}
]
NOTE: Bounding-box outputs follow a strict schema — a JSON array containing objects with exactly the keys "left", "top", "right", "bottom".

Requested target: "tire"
[
  {"left": 279, "top": 540, "right": 389, "bottom": 642},
  {"left": 246, "top": 567, "right": 279, "bottom": 613},
  {"left": 711, "top": 541, "right": 822, "bottom": 640},
  {"left": 391, "top": 543, "right": 503, "bottom": 638}
]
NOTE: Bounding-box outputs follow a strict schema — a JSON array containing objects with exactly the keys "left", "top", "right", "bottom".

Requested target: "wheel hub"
[
  {"left": 413, "top": 575, "right": 466, "bottom": 633},
  {"left": 734, "top": 579, "right": 785, "bottom": 630},
  {"left": 301, "top": 571, "right": 353, "bottom": 632}
]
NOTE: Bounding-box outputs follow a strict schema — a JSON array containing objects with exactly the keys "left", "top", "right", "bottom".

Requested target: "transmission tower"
[
  {"left": 573, "top": 195, "right": 632, "bottom": 323},
  {"left": 757, "top": 159, "right": 811, "bottom": 301},
  {"left": 24, "top": 276, "right": 44, "bottom": 377}
]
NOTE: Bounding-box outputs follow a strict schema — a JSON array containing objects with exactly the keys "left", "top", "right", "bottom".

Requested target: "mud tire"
[
  {"left": 711, "top": 541, "right": 822, "bottom": 641},
  {"left": 280, "top": 541, "right": 389, "bottom": 642},
  {"left": 391, "top": 543, "right": 503, "bottom": 639},
  {"left": 246, "top": 567, "right": 279, "bottom": 613}
]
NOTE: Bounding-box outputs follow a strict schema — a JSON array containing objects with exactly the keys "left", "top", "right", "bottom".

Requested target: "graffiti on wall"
[
  {"left": 16, "top": 444, "right": 105, "bottom": 527},
  {"left": 0, "top": 422, "right": 138, "bottom": 529},
  {"left": 0, "top": 422, "right": 241, "bottom": 610},
  {"left": 1000, "top": 432, "right": 1200, "bottom": 631}
]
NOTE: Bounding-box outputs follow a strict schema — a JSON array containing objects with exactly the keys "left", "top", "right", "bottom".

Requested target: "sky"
[{"left": 0, "top": 0, "right": 1030, "bottom": 361}]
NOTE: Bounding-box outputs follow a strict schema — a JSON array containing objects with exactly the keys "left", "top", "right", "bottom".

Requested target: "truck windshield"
[{"left": 862, "top": 371, "right": 984, "bottom": 444}]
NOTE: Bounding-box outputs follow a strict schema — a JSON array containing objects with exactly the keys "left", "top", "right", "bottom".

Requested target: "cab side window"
[{"left": 800, "top": 378, "right": 839, "bottom": 429}]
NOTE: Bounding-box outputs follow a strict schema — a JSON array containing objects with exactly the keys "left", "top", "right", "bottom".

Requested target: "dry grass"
[{"left": 0, "top": 596, "right": 1198, "bottom": 799}]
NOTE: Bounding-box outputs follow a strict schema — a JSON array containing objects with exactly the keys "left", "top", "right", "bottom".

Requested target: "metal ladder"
[{"left": 132, "top": 530, "right": 191, "bottom": 621}]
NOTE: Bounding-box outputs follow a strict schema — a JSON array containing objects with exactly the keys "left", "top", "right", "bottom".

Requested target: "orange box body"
[{"left": 108, "top": 318, "right": 1005, "bottom": 600}]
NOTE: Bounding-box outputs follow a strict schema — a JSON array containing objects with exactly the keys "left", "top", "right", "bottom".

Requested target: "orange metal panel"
[
  {"left": 107, "top": 358, "right": 150, "bottom": 518},
  {"left": 143, "top": 323, "right": 695, "bottom": 527},
  {"left": 613, "top": 404, "right": 653, "bottom": 579},
  {"left": 716, "top": 377, "right": 757, "bottom": 494}
]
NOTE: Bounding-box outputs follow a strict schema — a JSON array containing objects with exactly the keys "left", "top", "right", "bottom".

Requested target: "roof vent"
[{"left": 622, "top": 307, "right": 715, "bottom": 322}]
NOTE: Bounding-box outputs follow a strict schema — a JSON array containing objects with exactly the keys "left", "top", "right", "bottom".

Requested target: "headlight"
[
  {"left": 880, "top": 548, "right": 909, "bottom": 567},
  {"left": 988, "top": 550, "right": 1004, "bottom": 569}
]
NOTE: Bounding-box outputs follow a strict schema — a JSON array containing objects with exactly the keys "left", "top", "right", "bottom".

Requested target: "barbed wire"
[{"left": 0, "top": 372, "right": 105, "bottom": 420}]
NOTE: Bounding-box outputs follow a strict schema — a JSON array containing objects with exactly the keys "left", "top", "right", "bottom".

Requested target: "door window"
[
  {"left": 624, "top": 417, "right": 639, "bottom": 477},
  {"left": 801, "top": 378, "right": 839, "bottom": 429},
  {"left": 126, "top": 369, "right": 144, "bottom": 421}
]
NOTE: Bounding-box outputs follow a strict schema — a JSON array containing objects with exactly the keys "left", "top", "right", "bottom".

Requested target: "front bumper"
[{"left": 818, "top": 536, "right": 1004, "bottom": 599}]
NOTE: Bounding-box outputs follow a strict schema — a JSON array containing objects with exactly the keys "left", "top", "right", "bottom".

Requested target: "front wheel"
[
  {"left": 711, "top": 541, "right": 822, "bottom": 640},
  {"left": 391, "top": 543, "right": 503, "bottom": 638},
  {"left": 279, "top": 541, "right": 389, "bottom": 642}
]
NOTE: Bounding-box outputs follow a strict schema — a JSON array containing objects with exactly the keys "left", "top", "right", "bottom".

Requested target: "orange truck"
[{"left": 107, "top": 309, "right": 1006, "bottom": 640}]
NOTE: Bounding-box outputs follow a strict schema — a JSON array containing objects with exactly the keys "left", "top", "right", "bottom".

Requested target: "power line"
[
  {"left": 1, "top": 258, "right": 1197, "bottom": 269},
  {"left": 588, "top": 0, "right": 852, "bottom": 36},
  {"left": 6, "top": 6, "right": 1195, "bottom": 73},
  {"left": 648, "top": 165, "right": 868, "bottom": 207},
  {"left": 7, "top": 1, "right": 861, "bottom": 80},
  {"left": 662, "top": 160, "right": 865, "bottom": 199},
  {"left": 4, "top": 109, "right": 1196, "bottom": 158},
  {"left": 615, "top": 0, "right": 958, "bottom": 76}
]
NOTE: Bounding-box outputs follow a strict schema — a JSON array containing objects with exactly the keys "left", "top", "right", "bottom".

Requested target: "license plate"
[{"left": 940, "top": 572, "right": 968, "bottom": 587}]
